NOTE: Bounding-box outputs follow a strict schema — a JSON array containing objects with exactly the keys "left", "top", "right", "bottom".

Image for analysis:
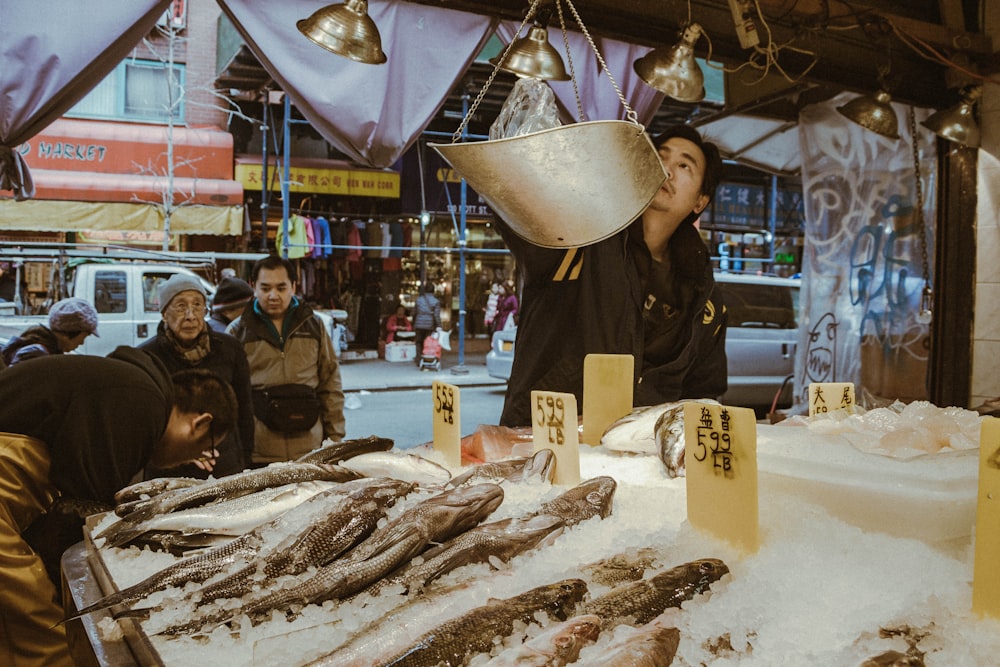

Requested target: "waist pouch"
[{"left": 252, "top": 384, "right": 321, "bottom": 433}]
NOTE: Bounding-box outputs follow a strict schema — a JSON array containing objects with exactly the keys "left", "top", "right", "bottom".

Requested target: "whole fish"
[
  {"left": 156, "top": 483, "right": 504, "bottom": 635},
  {"left": 370, "top": 512, "right": 565, "bottom": 596},
  {"left": 581, "top": 547, "right": 662, "bottom": 587},
  {"left": 573, "top": 622, "right": 681, "bottom": 667},
  {"left": 581, "top": 558, "right": 729, "bottom": 629},
  {"left": 190, "top": 478, "right": 413, "bottom": 605},
  {"left": 449, "top": 449, "right": 555, "bottom": 487},
  {"left": 484, "top": 614, "right": 603, "bottom": 667},
  {"left": 98, "top": 462, "right": 361, "bottom": 547},
  {"left": 110, "top": 481, "right": 338, "bottom": 546},
  {"left": 339, "top": 450, "right": 452, "bottom": 486},
  {"left": 295, "top": 435, "right": 395, "bottom": 464},
  {"left": 113, "top": 476, "right": 203, "bottom": 506},
  {"left": 379, "top": 579, "right": 590, "bottom": 666},
  {"left": 534, "top": 476, "right": 616, "bottom": 526},
  {"left": 601, "top": 400, "right": 715, "bottom": 457}
]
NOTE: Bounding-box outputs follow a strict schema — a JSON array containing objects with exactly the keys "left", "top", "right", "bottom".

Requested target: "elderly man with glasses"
[{"left": 138, "top": 273, "right": 255, "bottom": 479}]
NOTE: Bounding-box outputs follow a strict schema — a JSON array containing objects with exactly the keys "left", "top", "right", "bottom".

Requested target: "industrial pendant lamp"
[
  {"left": 297, "top": 0, "right": 387, "bottom": 65},
  {"left": 836, "top": 65, "right": 899, "bottom": 139},
  {"left": 922, "top": 85, "right": 981, "bottom": 148},
  {"left": 633, "top": 23, "right": 706, "bottom": 103},
  {"left": 490, "top": 20, "right": 570, "bottom": 80}
]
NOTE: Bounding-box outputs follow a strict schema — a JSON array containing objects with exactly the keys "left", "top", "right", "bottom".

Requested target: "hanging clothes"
[
  {"left": 277, "top": 214, "right": 309, "bottom": 259},
  {"left": 315, "top": 216, "right": 333, "bottom": 258}
]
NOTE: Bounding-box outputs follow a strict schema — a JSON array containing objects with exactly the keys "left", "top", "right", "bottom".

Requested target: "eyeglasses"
[{"left": 168, "top": 302, "right": 207, "bottom": 317}]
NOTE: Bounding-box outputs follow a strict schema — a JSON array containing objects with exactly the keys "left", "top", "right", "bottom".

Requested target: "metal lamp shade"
[
  {"left": 489, "top": 26, "right": 570, "bottom": 81},
  {"left": 297, "top": 0, "right": 387, "bottom": 65},
  {"left": 633, "top": 24, "right": 705, "bottom": 103},
  {"left": 922, "top": 92, "right": 981, "bottom": 148},
  {"left": 431, "top": 120, "right": 665, "bottom": 248},
  {"left": 836, "top": 90, "right": 900, "bottom": 140}
]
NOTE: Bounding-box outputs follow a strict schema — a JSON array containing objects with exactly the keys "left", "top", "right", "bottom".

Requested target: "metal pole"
[
  {"left": 260, "top": 98, "right": 270, "bottom": 252},
  {"left": 451, "top": 92, "right": 470, "bottom": 375},
  {"left": 281, "top": 93, "right": 291, "bottom": 260},
  {"left": 768, "top": 174, "right": 778, "bottom": 274}
]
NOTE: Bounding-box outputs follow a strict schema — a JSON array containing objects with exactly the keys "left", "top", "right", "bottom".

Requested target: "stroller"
[{"left": 418, "top": 328, "right": 450, "bottom": 371}]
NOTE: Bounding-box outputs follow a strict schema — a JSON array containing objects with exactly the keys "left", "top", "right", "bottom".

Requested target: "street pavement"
[{"left": 339, "top": 335, "right": 506, "bottom": 393}]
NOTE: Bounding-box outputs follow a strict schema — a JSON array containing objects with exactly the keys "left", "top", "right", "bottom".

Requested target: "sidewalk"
[{"left": 338, "top": 335, "right": 506, "bottom": 392}]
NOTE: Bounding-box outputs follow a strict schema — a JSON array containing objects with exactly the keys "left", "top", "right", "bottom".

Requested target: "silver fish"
[
  {"left": 339, "top": 450, "right": 452, "bottom": 486},
  {"left": 449, "top": 449, "right": 555, "bottom": 487},
  {"left": 534, "top": 476, "right": 617, "bottom": 526},
  {"left": 294, "top": 435, "right": 395, "bottom": 464},
  {"left": 112, "top": 481, "right": 338, "bottom": 545},
  {"left": 378, "top": 579, "right": 590, "bottom": 667},
  {"left": 581, "top": 558, "right": 729, "bottom": 629},
  {"left": 573, "top": 622, "right": 681, "bottom": 667},
  {"left": 485, "top": 614, "right": 603, "bottom": 667},
  {"left": 601, "top": 400, "right": 715, "bottom": 459},
  {"left": 113, "top": 476, "right": 203, "bottom": 506},
  {"left": 370, "top": 512, "right": 565, "bottom": 596},
  {"left": 156, "top": 483, "right": 504, "bottom": 635},
  {"left": 98, "top": 462, "right": 361, "bottom": 547}
]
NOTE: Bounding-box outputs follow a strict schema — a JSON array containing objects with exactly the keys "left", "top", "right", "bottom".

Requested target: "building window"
[{"left": 67, "top": 59, "right": 185, "bottom": 123}]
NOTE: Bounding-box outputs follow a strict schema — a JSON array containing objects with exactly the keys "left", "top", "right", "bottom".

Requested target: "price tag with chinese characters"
[
  {"left": 581, "top": 353, "right": 634, "bottom": 446},
  {"left": 431, "top": 381, "right": 461, "bottom": 469},
  {"left": 973, "top": 416, "right": 1000, "bottom": 618},
  {"left": 808, "top": 382, "right": 855, "bottom": 417},
  {"left": 684, "top": 401, "right": 759, "bottom": 553},
  {"left": 531, "top": 390, "right": 580, "bottom": 486}
]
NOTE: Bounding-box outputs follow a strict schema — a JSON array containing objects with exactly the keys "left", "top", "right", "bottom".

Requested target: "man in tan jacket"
[{"left": 227, "top": 255, "right": 345, "bottom": 463}]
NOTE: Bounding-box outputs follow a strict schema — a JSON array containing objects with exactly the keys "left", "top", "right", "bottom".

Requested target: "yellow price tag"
[
  {"left": 808, "top": 382, "right": 856, "bottom": 416},
  {"left": 431, "top": 381, "right": 461, "bottom": 469},
  {"left": 531, "top": 390, "right": 580, "bottom": 486},
  {"left": 973, "top": 416, "right": 1000, "bottom": 618},
  {"left": 684, "top": 402, "right": 759, "bottom": 554},
  {"left": 582, "top": 354, "right": 634, "bottom": 446}
]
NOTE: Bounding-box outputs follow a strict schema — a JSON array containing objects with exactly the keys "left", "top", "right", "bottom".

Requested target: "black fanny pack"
[{"left": 252, "top": 384, "right": 321, "bottom": 433}]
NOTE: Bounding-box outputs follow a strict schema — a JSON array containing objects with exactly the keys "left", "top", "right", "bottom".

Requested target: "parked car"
[{"left": 485, "top": 272, "right": 800, "bottom": 413}]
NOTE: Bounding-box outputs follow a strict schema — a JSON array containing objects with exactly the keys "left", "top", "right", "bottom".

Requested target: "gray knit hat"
[
  {"left": 158, "top": 273, "right": 207, "bottom": 313},
  {"left": 49, "top": 297, "right": 99, "bottom": 336}
]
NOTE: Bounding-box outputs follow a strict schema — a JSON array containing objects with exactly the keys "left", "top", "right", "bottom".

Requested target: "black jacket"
[
  {"left": 1, "top": 325, "right": 60, "bottom": 366},
  {"left": 139, "top": 323, "right": 255, "bottom": 477},
  {"left": 0, "top": 346, "right": 173, "bottom": 505},
  {"left": 496, "top": 218, "right": 727, "bottom": 427}
]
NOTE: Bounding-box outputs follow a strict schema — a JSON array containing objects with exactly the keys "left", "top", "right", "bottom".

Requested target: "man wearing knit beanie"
[{"left": 209, "top": 276, "right": 254, "bottom": 334}]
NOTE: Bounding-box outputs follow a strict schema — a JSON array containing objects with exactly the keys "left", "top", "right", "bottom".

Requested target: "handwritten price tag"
[
  {"left": 531, "top": 390, "right": 580, "bottom": 486},
  {"left": 974, "top": 417, "right": 1000, "bottom": 618},
  {"left": 432, "top": 380, "right": 461, "bottom": 469},
  {"left": 808, "top": 382, "right": 856, "bottom": 417},
  {"left": 582, "top": 353, "right": 634, "bottom": 446},
  {"left": 684, "top": 401, "right": 759, "bottom": 553}
]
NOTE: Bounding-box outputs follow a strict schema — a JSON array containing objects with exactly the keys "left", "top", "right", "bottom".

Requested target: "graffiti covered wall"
[{"left": 795, "top": 93, "right": 937, "bottom": 409}]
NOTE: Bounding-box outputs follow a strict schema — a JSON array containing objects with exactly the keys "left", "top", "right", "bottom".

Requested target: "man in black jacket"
[
  {"left": 496, "top": 124, "right": 727, "bottom": 426},
  {"left": 0, "top": 347, "right": 237, "bottom": 666}
]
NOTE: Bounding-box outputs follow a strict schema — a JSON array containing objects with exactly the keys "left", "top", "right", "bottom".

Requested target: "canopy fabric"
[
  {"left": 496, "top": 22, "right": 665, "bottom": 129},
  {"left": 218, "top": 0, "right": 498, "bottom": 169},
  {"left": 0, "top": 200, "right": 244, "bottom": 236},
  {"left": 0, "top": 0, "right": 172, "bottom": 200}
]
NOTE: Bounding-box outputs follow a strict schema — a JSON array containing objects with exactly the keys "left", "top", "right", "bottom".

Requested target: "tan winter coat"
[{"left": 228, "top": 299, "right": 345, "bottom": 463}]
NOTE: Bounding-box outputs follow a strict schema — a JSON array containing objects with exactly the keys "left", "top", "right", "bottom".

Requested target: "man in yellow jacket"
[{"left": 0, "top": 347, "right": 236, "bottom": 666}]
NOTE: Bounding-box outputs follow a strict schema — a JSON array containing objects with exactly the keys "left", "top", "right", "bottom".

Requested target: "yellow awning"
[{"left": 0, "top": 199, "right": 244, "bottom": 236}]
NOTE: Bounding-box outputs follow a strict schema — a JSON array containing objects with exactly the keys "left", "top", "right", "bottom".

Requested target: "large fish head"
[
  {"left": 651, "top": 557, "right": 730, "bottom": 599},
  {"left": 525, "top": 578, "right": 590, "bottom": 621},
  {"left": 540, "top": 476, "right": 617, "bottom": 525},
  {"left": 501, "top": 513, "right": 566, "bottom": 551},
  {"left": 523, "top": 449, "right": 556, "bottom": 482},
  {"left": 427, "top": 483, "right": 505, "bottom": 535}
]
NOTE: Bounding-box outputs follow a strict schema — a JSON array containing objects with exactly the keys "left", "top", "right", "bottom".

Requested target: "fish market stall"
[{"left": 64, "top": 404, "right": 1000, "bottom": 666}]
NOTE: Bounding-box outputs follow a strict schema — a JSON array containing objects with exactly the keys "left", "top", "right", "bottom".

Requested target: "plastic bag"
[{"left": 489, "top": 77, "right": 562, "bottom": 140}]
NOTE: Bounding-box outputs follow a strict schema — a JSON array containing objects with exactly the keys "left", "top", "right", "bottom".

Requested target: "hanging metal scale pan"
[{"left": 430, "top": 120, "right": 665, "bottom": 248}]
